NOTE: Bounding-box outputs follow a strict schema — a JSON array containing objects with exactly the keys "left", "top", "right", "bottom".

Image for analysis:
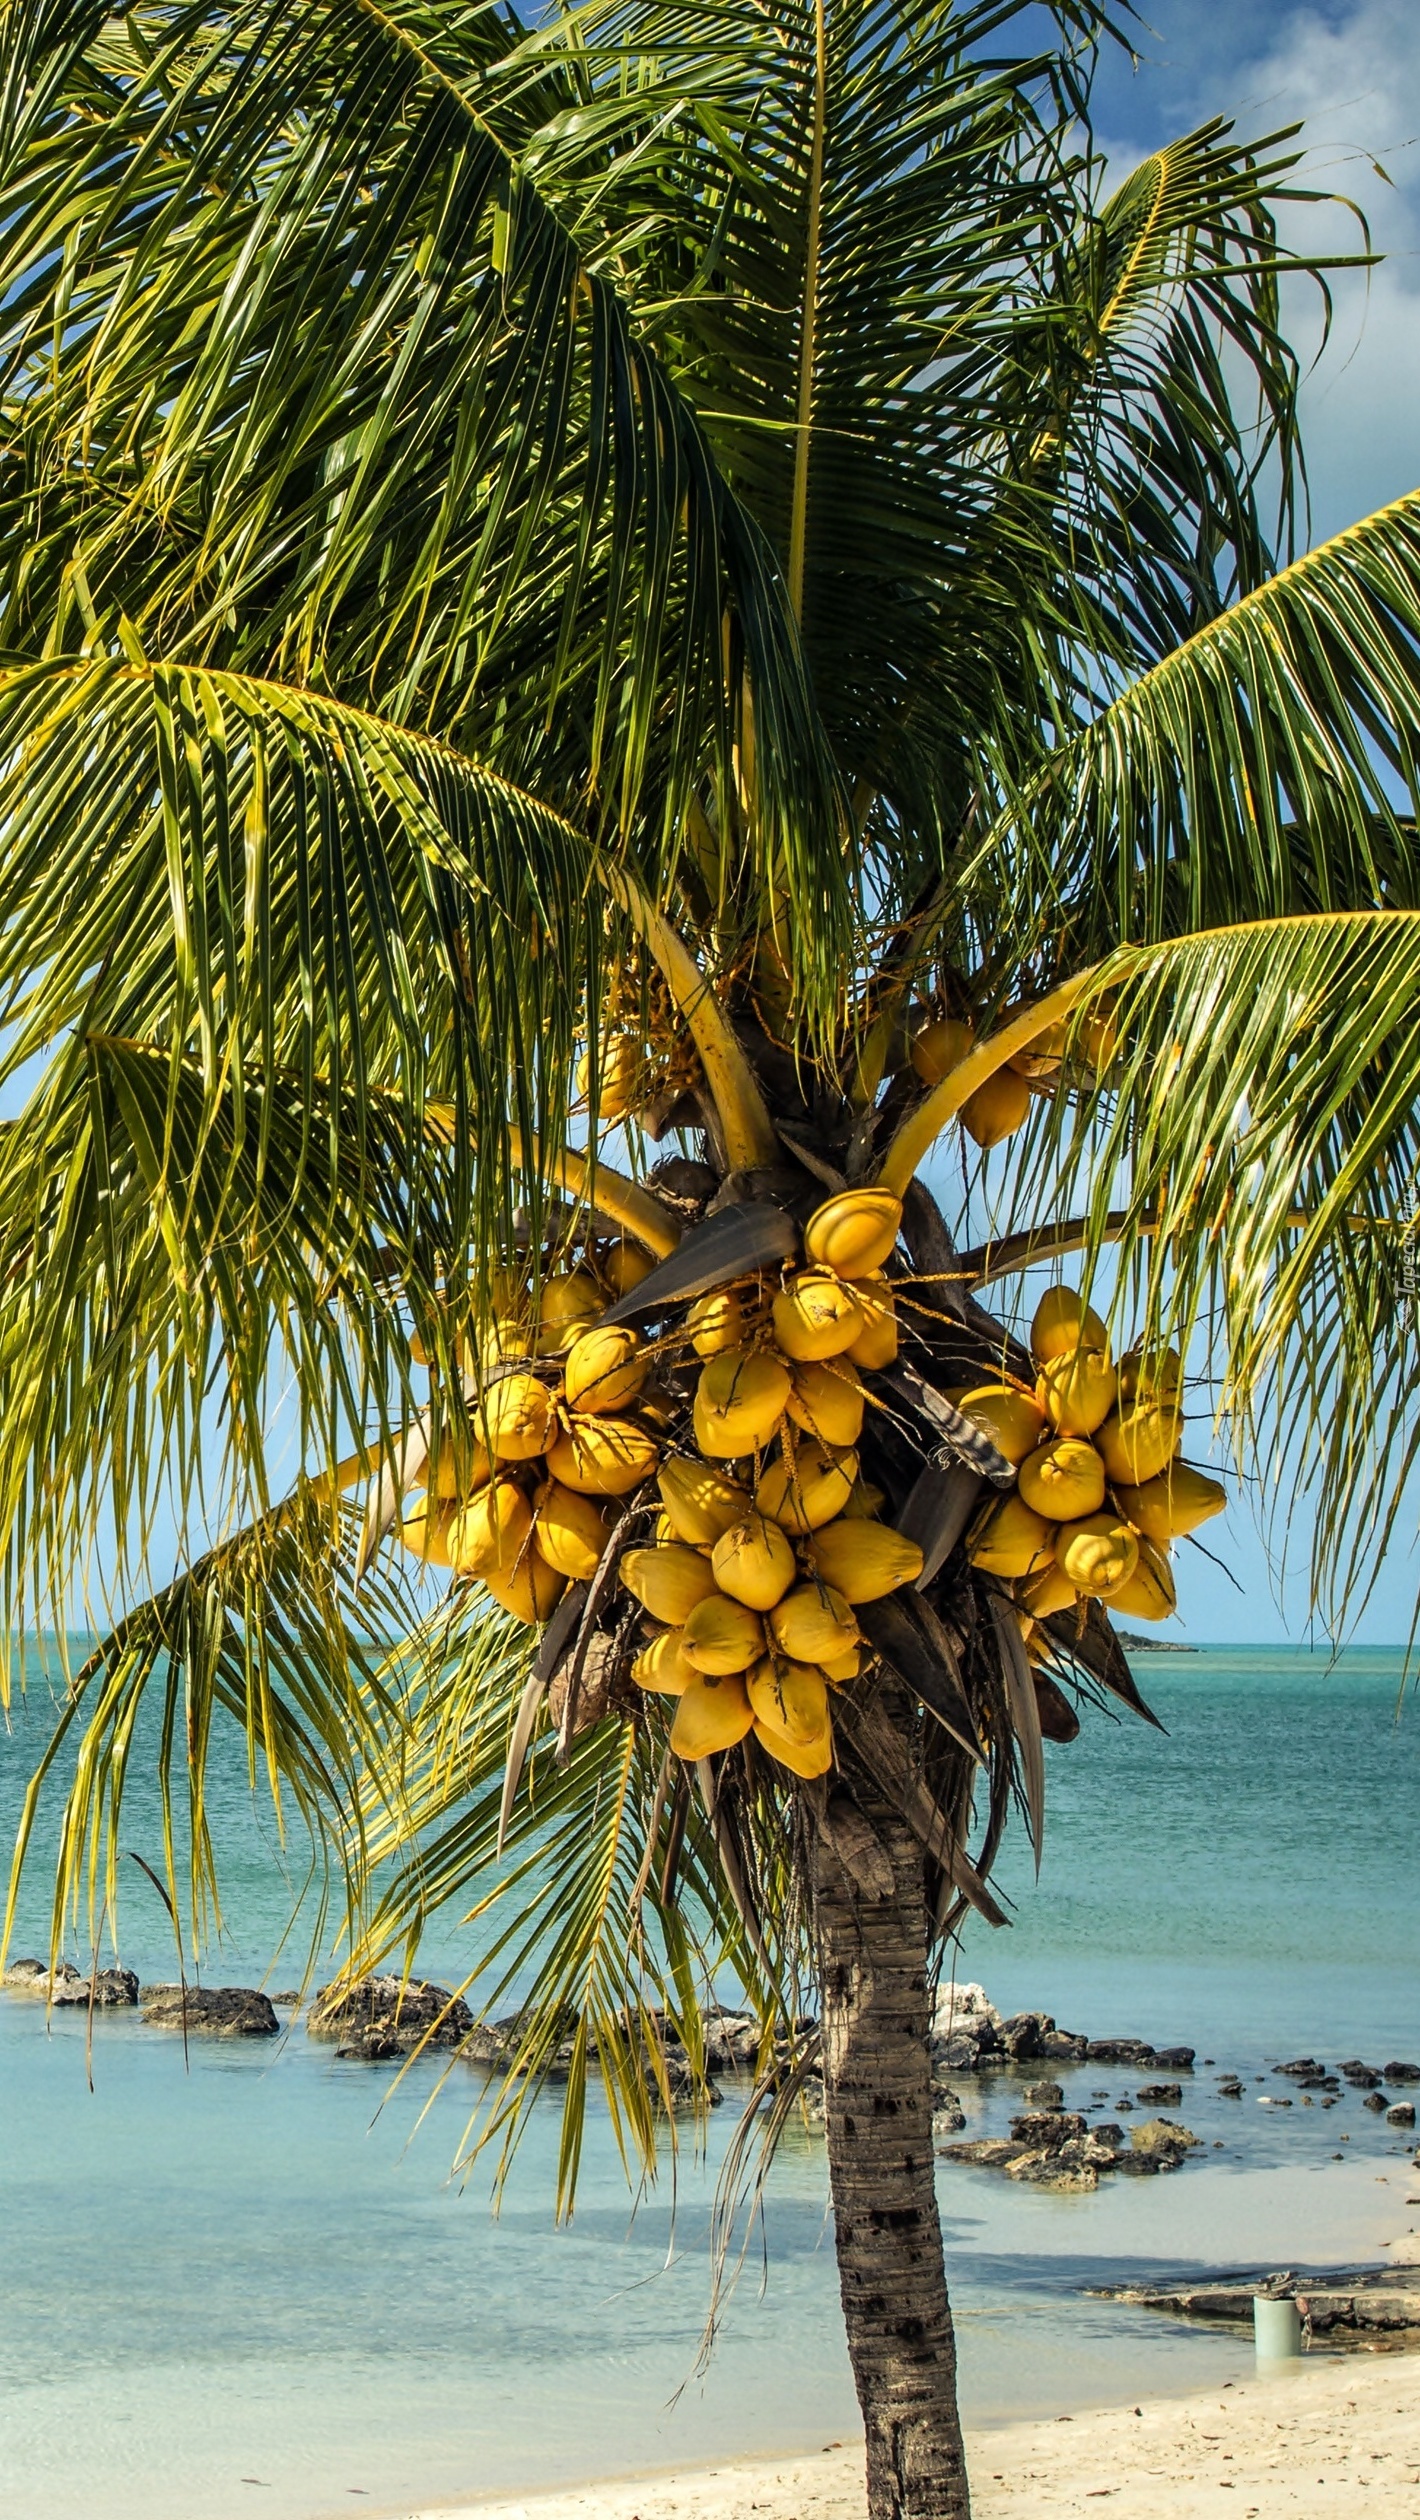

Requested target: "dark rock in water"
[
  {"left": 1007, "top": 2148, "right": 1099, "bottom": 2191},
  {"left": 336, "top": 2034, "right": 405, "bottom": 2062},
  {"left": 939, "top": 2137, "right": 1027, "bottom": 2169},
  {"left": 1386, "top": 2101, "right": 1416, "bottom": 2127},
  {"left": 6, "top": 1959, "right": 137, "bottom": 2006},
  {"left": 1087, "top": 2037, "right": 1157, "bottom": 2066},
  {"left": 1021, "top": 2080, "right": 1065, "bottom": 2110},
  {"left": 1339, "top": 2060, "right": 1381, "bottom": 2087},
  {"left": 932, "top": 2098, "right": 967, "bottom": 2139},
  {"left": 1115, "top": 2095, "right": 1135, "bottom": 2110},
  {"left": 1383, "top": 2061, "right": 1420, "bottom": 2084},
  {"left": 1009, "top": 2110, "right": 1087, "bottom": 2147},
  {"left": 61, "top": 1969, "right": 138, "bottom": 2008},
  {"left": 1362, "top": 2091, "right": 1390, "bottom": 2114},
  {"left": 1000, "top": 2010, "right": 1052, "bottom": 2059},
  {"left": 271, "top": 1991, "right": 302, "bottom": 2007},
  {"left": 1040, "top": 2028, "right": 1091, "bottom": 2061},
  {"left": 310, "top": 1974, "right": 473, "bottom": 2051},
  {"left": 1276, "top": 2057, "right": 1327, "bottom": 2080},
  {"left": 1153, "top": 2047, "right": 1196, "bottom": 2071},
  {"left": 1117, "top": 2117, "right": 1199, "bottom": 2174},
  {"left": 1217, "top": 2079, "right": 1244, "bottom": 2097},
  {"left": 703, "top": 2010, "right": 762, "bottom": 2072},
  {"left": 1137, "top": 2081, "right": 1183, "bottom": 2106},
  {"left": 140, "top": 1985, "right": 279, "bottom": 2036}
]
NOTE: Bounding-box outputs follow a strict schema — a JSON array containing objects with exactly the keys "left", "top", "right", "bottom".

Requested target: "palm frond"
[
  {"left": 0, "top": 0, "right": 846, "bottom": 1000},
  {"left": 967, "top": 488, "right": 1420, "bottom": 968}
]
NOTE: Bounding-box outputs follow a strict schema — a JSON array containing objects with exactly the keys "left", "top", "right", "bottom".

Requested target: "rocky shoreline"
[{"left": 6, "top": 1961, "right": 1416, "bottom": 2186}]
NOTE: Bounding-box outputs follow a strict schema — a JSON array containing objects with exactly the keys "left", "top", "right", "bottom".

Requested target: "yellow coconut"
[
  {"left": 657, "top": 1458, "right": 750, "bottom": 1546},
  {"left": 771, "top": 1270, "right": 864, "bottom": 1363},
  {"left": 1095, "top": 1400, "right": 1184, "bottom": 1487},
  {"left": 1017, "top": 1560, "right": 1079, "bottom": 1619},
  {"left": 423, "top": 1435, "right": 493, "bottom": 1501},
  {"left": 1029, "top": 1285, "right": 1109, "bottom": 1364},
  {"left": 843, "top": 1480, "right": 887, "bottom": 1525},
  {"left": 746, "top": 1657, "right": 830, "bottom": 1747},
  {"left": 482, "top": 1545, "right": 566, "bottom": 1625},
  {"left": 808, "top": 1519, "right": 924, "bottom": 1602},
  {"left": 545, "top": 1415, "right": 661, "bottom": 1496},
  {"left": 475, "top": 1315, "right": 534, "bottom": 1370},
  {"left": 619, "top": 1543, "right": 720, "bottom": 1626},
  {"left": 680, "top": 1594, "right": 766, "bottom": 1676},
  {"left": 948, "top": 1382, "right": 1048, "bottom": 1464},
  {"left": 399, "top": 1503, "right": 456, "bottom": 1567},
  {"left": 845, "top": 1280, "right": 899, "bottom": 1369},
  {"left": 484, "top": 1372, "right": 556, "bottom": 1461},
  {"left": 1104, "top": 1535, "right": 1177, "bottom": 1622},
  {"left": 786, "top": 1357, "right": 866, "bottom": 1449},
  {"left": 1117, "top": 1345, "right": 1183, "bottom": 1405},
  {"left": 1080, "top": 1009, "right": 1118, "bottom": 1070},
  {"left": 577, "top": 1033, "right": 641, "bottom": 1121},
  {"left": 632, "top": 1628, "right": 696, "bottom": 1696},
  {"left": 602, "top": 1239, "right": 655, "bottom": 1298},
  {"left": 819, "top": 1644, "right": 862, "bottom": 1685},
  {"left": 769, "top": 1582, "right": 859, "bottom": 1666},
  {"left": 687, "top": 1284, "right": 769, "bottom": 1359},
  {"left": 710, "top": 1513, "right": 798, "bottom": 1612},
  {"left": 1017, "top": 1437, "right": 1106, "bottom": 1522},
  {"left": 910, "top": 1015, "right": 975, "bottom": 1086},
  {"left": 1037, "top": 1347, "right": 1118, "bottom": 1438},
  {"left": 1114, "top": 1461, "right": 1226, "bottom": 1546},
  {"left": 755, "top": 1718, "right": 834, "bottom": 1778},
  {"left": 961, "top": 1067, "right": 1030, "bottom": 1148},
  {"left": 534, "top": 1480, "right": 611, "bottom": 1581},
  {"left": 693, "top": 1347, "right": 792, "bottom": 1456},
  {"left": 564, "top": 1324, "right": 647, "bottom": 1415},
  {"left": 1056, "top": 1512, "right": 1139, "bottom": 1599},
  {"left": 969, "top": 1493, "right": 1054, "bottom": 1579},
  {"left": 535, "top": 1268, "right": 604, "bottom": 1355},
  {"left": 448, "top": 1478, "right": 532, "bottom": 1577},
  {"left": 670, "top": 1674, "right": 755, "bottom": 1759},
  {"left": 1007, "top": 1021, "right": 1068, "bottom": 1080},
  {"left": 803, "top": 1188, "right": 903, "bottom": 1278},
  {"left": 755, "top": 1440, "right": 859, "bottom": 1534}
]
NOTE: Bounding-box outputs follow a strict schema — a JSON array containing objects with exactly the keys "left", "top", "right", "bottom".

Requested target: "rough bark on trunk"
[{"left": 813, "top": 1711, "right": 972, "bottom": 2520}]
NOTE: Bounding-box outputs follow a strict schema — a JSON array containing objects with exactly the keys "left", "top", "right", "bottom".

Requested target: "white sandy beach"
[{"left": 397, "top": 2351, "right": 1419, "bottom": 2520}]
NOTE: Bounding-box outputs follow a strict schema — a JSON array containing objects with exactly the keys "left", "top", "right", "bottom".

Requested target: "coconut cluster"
[
  {"left": 615, "top": 1187, "right": 924, "bottom": 1774},
  {"left": 397, "top": 1238, "right": 666, "bottom": 1621},
  {"left": 960, "top": 1286, "right": 1225, "bottom": 1623},
  {"left": 397, "top": 1187, "right": 929, "bottom": 1780},
  {"left": 908, "top": 1007, "right": 1117, "bottom": 1149}
]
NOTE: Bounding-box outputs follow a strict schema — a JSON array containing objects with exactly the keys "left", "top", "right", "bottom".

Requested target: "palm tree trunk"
[{"left": 813, "top": 1716, "right": 972, "bottom": 2520}]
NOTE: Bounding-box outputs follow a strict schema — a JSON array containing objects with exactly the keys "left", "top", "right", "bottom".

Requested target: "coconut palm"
[{"left": 3, "top": 4, "right": 1420, "bottom": 2516}]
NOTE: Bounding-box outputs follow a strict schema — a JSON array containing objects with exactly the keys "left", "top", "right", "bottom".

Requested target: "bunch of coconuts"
[
  {"left": 958, "top": 1286, "right": 1225, "bottom": 1622},
  {"left": 909, "top": 1007, "right": 1118, "bottom": 1148},
  {"left": 396, "top": 1187, "right": 926, "bottom": 1779}
]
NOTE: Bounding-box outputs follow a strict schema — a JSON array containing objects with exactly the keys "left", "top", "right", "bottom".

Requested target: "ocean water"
[{"left": 2, "top": 1645, "right": 1418, "bottom": 2520}]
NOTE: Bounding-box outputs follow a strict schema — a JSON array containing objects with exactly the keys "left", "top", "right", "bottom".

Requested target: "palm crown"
[{"left": 3, "top": 6, "right": 1419, "bottom": 2516}]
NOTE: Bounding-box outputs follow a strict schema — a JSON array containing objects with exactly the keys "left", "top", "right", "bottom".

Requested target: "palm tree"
[{"left": 3, "top": 4, "right": 1419, "bottom": 2515}]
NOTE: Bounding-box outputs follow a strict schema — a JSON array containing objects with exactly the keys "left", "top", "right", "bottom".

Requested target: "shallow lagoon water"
[{"left": 2, "top": 1645, "right": 1417, "bottom": 2519}]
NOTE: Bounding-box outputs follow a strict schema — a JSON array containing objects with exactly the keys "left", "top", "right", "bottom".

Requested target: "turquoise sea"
[{"left": 3, "top": 1645, "right": 1418, "bottom": 2520}]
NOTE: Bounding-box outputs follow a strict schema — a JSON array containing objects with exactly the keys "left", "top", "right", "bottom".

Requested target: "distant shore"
[{"left": 397, "top": 2351, "right": 1419, "bottom": 2519}]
